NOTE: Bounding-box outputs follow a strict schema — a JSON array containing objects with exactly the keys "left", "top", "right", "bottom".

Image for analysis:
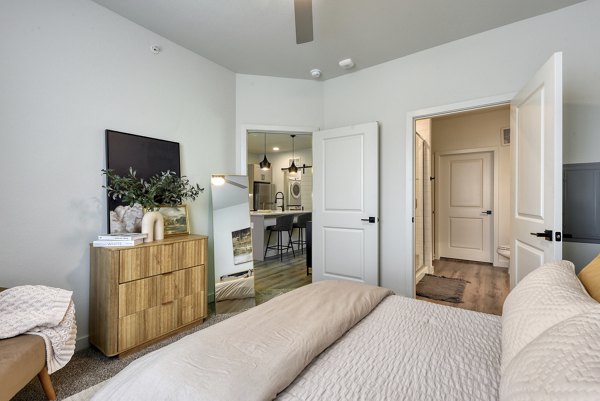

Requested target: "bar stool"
[
  {"left": 264, "top": 214, "right": 296, "bottom": 261},
  {"left": 291, "top": 213, "right": 312, "bottom": 254}
]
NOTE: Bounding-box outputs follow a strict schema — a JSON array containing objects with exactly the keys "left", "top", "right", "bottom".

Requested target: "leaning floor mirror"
[{"left": 211, "top": 174, "right": 255, "bottom": 313}]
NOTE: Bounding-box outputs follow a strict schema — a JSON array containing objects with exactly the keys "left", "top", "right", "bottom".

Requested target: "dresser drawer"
[
  {"left": 118, "top": 301, "right": 178, "bottom": 351},
  {"left": 118, "top": 265, "right": 204, "bottom": 318},
  {"left": 119, "top": 239, "right": 206, "bottom": 283},
  {"left": 172, "top": 239, "right": 205, "bottom": 270},
  {"left": 119, "top": 244, "right": 173, "bottom": 283},
  {"left": 178, "top": 292, "right": 206, "bottom": 326},
  {"left": 117, "top": 292, "right": 205, "bottom": 352}
]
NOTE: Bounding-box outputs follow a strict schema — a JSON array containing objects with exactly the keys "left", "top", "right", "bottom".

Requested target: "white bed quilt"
[{"left": 277, "top": 295, "right": 502, "bottom": 401}]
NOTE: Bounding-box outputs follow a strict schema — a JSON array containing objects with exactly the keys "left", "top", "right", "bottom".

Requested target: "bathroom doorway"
[{"left": 413, "top": 105, "right": 511, "bottom": 315}]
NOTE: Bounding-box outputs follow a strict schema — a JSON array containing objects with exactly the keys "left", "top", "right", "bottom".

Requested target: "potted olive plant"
[{"left": 102, "top": 168, "right": 204, "bottom": 241}]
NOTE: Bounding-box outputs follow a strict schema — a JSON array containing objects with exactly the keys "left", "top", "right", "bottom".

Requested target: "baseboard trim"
[
  {"left": 75, "top": 335, "right": 89, "bottom": 351},
  {"left": 415, "top": 265, "right": 434, "bottom": 283},
  {"left": 494, "top": 260, "right": 509, "bottom": 268}
]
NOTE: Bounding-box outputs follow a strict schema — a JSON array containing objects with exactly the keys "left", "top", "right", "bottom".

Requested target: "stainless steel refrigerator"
[{"left": 253, "top": 182, "right": 272, "bottom": 211}]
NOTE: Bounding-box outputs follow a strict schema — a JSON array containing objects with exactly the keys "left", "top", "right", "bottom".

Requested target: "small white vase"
[{"left": 141, "top": 211, "right": 165, "bottom": 242}]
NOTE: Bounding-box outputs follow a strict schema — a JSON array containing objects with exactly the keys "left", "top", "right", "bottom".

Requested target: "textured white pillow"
[
  {"left": 501, "top": 260, "right": 597, "bottom": 372},
  {"left": 500, "top": 305, "right": 600, "bottom": 401}
]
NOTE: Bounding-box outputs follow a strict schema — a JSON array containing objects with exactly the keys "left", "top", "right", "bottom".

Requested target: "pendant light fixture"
[
  {"left": 259, "top": 133, "right": 271, "bottom": 170},
  {"left": 288, "top": 134, "right": 298, "bottom": 175}
]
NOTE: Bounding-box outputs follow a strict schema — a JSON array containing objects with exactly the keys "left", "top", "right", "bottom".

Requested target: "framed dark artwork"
[
  {"left": 232, "top": 227, "right": 253, "bottom": 265},
  {"left": 105, "top": 130, "right": 180, "bottom": 233}
]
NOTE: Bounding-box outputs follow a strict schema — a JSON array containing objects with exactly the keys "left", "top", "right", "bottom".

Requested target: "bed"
[{"left": 90, "top": 261, "right": 600, "bottom": 401}]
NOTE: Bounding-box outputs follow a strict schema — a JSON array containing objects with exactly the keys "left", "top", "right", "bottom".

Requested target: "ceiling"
[
  {"left": 247, "top": 132, "right": 312, "bottom": 155},
  {"left": 92, "top": 0, "right": 584, "bottom": 80}
]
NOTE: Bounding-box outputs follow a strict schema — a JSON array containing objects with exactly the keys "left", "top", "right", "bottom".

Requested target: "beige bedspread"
[
  {"left": 91, "top": 280, "right": 392, "bottom": 401},
  {"left": 278, "top": 295, "right": 502, "bottom": 401}
]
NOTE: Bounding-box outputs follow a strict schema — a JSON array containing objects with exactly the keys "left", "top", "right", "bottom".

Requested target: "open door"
[
  {"left": 510, "top": 52, "right": 562, "bottom": 288},
  {"left": 312, "top": 122, "right": 379, "bottom": 285}
]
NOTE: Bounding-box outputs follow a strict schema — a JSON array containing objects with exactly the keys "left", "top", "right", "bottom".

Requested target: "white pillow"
[
  {"left": 500, "top": 305, "right": 600, "bottom": 401},
  {"left": 501, "top": 260, "right": 597, "bottom": 372}
]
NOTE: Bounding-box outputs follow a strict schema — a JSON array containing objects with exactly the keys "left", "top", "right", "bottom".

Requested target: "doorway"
[
  {"left": 437, "top": 149, "right": 494, "bottom": 263},
  {"left": 246, "top": 130, "right": 313, "bottom": 307},
  {"left": 413, "top": 105, "right": 511, "bottom": 315}
]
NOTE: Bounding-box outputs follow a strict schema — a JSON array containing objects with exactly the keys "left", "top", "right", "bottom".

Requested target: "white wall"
[
  {"left": 0, "top": 0, "right": 236, "bottom": 346},
  {"left": 563, "top": 103, "right": 600, "bottom": 271},
  {"left": 236, "top": 74, "right": 323, "bottom": 173},
  {"left": 322, "top": 1, "right": 600, "bottom": 296},
  {"left": 432, "top": 107, "right": 511, "bottom": 267}
]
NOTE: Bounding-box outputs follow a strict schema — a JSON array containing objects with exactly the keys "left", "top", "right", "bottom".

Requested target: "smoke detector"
[
  {"left": 338, "top": 58, "right": 355, "bottom": 70},
  {"left": 150, "top": 45, "right": 161, "bottom": 54},
  {"left": 310, "top": 69, "right": 321, "bottom": 79}
]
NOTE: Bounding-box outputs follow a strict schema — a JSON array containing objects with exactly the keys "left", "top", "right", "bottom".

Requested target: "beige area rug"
[
  {"left": 416, "top": 274, "right": 469, "bottom": 303},
  {"left": 13, "top": 312, "right": 239, "bottom": 401}
]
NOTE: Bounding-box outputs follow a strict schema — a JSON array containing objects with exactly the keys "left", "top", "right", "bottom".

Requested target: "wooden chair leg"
[{"left": 37, "top": 366, "right": 56, "bottom": 401}]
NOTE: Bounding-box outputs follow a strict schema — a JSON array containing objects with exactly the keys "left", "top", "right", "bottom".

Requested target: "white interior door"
[
  {"left": 510, "top": 52, "right": 562, "bottom": 288},
  {"left": 313, "top": 122, "right": 379, "bottom": 285},
  {"left": 438, "top": 151, "right": 493, "bottom": 263}
]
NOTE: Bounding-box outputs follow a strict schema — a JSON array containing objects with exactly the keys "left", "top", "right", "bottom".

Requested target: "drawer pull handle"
[{"left": 162, "top": 300, "right": 174, "bottom": 305}]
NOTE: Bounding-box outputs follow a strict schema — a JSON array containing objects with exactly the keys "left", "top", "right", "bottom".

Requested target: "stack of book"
[{"left": 92, "top": 233, "right": 148, "bottom": 247}]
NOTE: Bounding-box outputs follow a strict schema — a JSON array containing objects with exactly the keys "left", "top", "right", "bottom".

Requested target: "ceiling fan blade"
[{"left": 294, "top": 0, "right": 313, "bottom": 44}]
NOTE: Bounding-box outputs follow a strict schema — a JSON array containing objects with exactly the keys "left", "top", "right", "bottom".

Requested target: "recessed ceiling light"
[{"left": 272, "top": 147, "right": 280, "bottom": 151}]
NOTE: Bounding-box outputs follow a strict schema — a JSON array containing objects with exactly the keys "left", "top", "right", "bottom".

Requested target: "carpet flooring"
[
  {"left": 416, "top": 274, "right": 469, "bottom": 303},
  {"left": 13, "top": 312, "right": 239, "bottom": 401}
]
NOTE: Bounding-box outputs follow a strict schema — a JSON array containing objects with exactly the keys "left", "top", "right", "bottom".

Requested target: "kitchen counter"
[{"left": 251, "top": 211, "right": 307, "bottom": 261}]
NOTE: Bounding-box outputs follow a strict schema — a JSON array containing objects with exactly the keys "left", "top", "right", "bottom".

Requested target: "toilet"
[{"left": 497, "top": 244, "right": 511, "bottom": 259}]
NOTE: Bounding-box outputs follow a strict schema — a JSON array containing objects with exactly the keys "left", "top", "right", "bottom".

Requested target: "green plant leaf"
[{"left": 101, "top": 167, "right": 204, "bottom": 209}]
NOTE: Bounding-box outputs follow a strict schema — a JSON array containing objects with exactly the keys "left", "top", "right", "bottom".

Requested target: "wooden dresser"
[{"left": 89, "top": 235, "right": 208, "bottom": 356}]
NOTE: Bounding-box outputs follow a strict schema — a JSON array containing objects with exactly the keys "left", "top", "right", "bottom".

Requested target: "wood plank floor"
[
  {"left": 214, "top": 252, "right": 312, "bottom": 314},
  {"left": 416, "top": 258, "right": 509, "bottom": 316},
  {"left": 254, "top": 253, "right": 312, "bottom": 293}
]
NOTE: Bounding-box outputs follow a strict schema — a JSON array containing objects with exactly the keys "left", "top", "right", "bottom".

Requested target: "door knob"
[
  {"left": 361, "top": 217, "right": 376, "bottom": 223},
  {"left": 481, "top": 210, "right": 492, "bottom": 215},
  {"left": 530, "top": 229, "right": 553, "bottom": 241}
]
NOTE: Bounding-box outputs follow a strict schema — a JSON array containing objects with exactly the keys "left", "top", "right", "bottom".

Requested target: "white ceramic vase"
[{"left": 141, "top": 211, "right": 164, "bottom": 242}]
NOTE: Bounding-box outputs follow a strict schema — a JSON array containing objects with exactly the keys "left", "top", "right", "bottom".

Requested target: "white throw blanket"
[{"left": 0, "top": 285, "right": 77, "bottom": 373}]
